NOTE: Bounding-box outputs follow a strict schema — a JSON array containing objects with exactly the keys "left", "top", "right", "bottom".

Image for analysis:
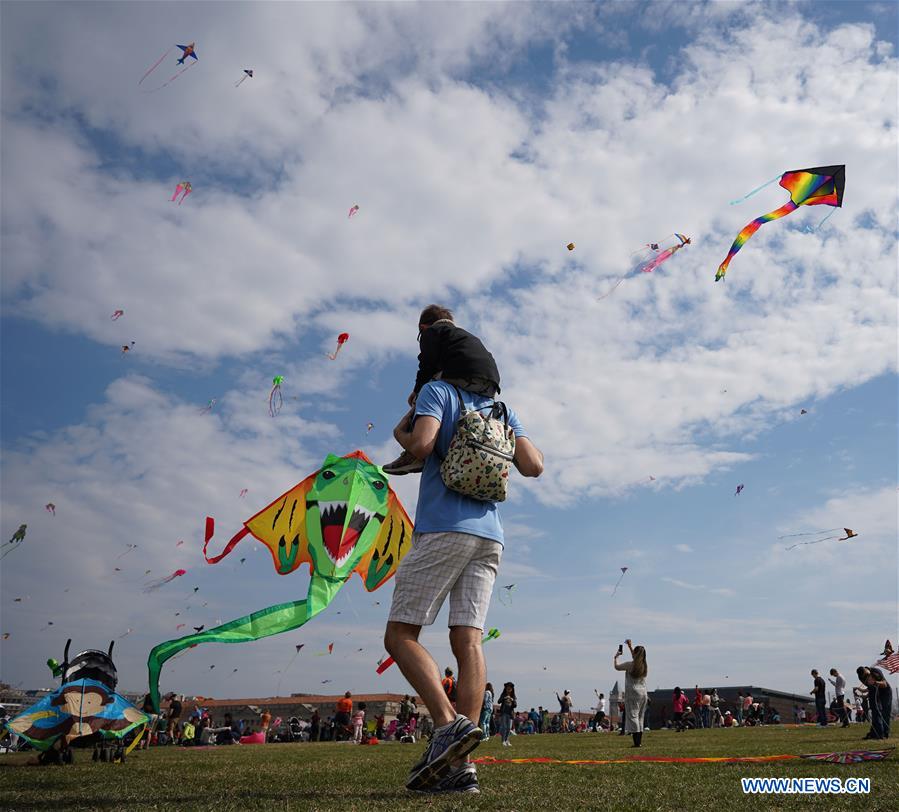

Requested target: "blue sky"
[{"left": 1, "top": 1, "right": 896, "bottom": 711}]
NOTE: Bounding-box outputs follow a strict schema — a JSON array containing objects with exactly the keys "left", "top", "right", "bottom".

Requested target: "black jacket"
[{"left": 414, "top": 321, "right": 501, "bottom": 394}]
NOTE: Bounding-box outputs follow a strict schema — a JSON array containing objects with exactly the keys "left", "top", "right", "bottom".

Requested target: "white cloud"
[
  {"left": 661, "top": 577, "right": 736, "bottom": 597},
  {"left": 674, "top": 543, "right": 693, "bottom": 553}
]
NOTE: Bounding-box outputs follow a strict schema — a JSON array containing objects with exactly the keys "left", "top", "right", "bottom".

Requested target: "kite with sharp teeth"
[{"left": 146, "top": 451, "right": 413, "bottom": 710}]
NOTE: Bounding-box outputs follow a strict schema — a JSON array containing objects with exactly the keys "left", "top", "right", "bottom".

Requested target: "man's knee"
[
  {"left": 384, "top": 621, "right": 419, "bottom": 656},
  {"left": 449, "top": 626, "right": 482, "bottom": 659}
]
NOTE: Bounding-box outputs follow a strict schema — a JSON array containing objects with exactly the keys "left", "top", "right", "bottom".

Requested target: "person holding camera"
[{"left": 613, "top": 639, "right": 648, "bottom": 747}]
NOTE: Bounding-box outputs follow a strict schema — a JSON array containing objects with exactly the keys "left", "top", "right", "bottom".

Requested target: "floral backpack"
[{"left": 440, "top": 386, "right": 515, "bottom": 502}]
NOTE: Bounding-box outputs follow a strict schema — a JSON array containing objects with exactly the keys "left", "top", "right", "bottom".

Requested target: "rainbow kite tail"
[{"left": 716, "top": 200, "right": 797, "bottom": 281}]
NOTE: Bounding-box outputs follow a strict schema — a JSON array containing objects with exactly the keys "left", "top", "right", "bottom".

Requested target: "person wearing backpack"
[
  {"left": 383, "top": 334, "right": 543, "bottom": 795},
  {"left": 383, "top": 305, "right": 501, "bottom": 476},
  {"left": 442, "top": 668, "right": 458, "bottom": 703}
]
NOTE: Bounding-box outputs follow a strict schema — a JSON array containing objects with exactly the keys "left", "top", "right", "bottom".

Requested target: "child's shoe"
[{"left": 383, "top": 451, "right": 425, "bottom": 475}]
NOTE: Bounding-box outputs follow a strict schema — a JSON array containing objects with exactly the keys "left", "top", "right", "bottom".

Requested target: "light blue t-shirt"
[{"left": 412, "top": 380, "right": 527, "bottom": 546}]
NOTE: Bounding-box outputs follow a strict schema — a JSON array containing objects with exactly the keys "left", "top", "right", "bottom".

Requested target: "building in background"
[{"left": 645, "top": 685, "right": 812, "bottom": 728}]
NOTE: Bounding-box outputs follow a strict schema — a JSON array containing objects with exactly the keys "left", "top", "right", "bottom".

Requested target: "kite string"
[
  {"left": 138, "top": 47, "right": 172, "bottom": 86},
  {"left": 805, "top": 208, "right": 837, "bottom": 232},
  {"left": 728, "top": 174, "right": 781, "bottom": 206}
]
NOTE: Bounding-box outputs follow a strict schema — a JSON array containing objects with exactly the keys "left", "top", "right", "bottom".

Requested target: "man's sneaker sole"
[
  {"left": 382, "top": 464, "right": 424, "bottom": 476},
  {"left": 405, "top": 728, "right": 482, "bottom": 791}
]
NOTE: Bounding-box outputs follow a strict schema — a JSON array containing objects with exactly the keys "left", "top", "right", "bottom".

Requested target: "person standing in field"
[
  {"left": 614, "top": 640, "right": 648, "bottom": 748},
  {"left": 810, "top": 669, "right": 828, "bottom": 726},
  {"left": 829, "top": 668, "right": 849, "bottom": 727},
  {"left": 383, "top": 311, "right": 544, "bottom": 793}
]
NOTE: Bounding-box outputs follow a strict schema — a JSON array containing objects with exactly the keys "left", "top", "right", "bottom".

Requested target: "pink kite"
[
  {"left": 348, "top": 204, "right": 360, "bottom": 218},
  {"left": 171, "top": 181, "right": 192, "bottom": 205},
  {"left": 143, "top": 569, "right": 187, "bottom": 592},
  {"left": 45, "top": 503, "right": 56, "bottom": 516},
  {"left": 239, "top": 731, "right": 266, "bottom": 745},
  {"left": 239, "top": 489, "right": 249, "bottom": 498},
  {"left": 111, "top": 310, "right": 124, "bottom": 320},
  {"left": 327, "top": 333, "right": 350, "bottom": 360},
  {"left": 175, "top": 540, "right": 184, "bottom": 547}
]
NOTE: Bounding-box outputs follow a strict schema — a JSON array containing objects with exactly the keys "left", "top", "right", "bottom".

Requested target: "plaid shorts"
[{"left": 388, "top": 531, "right": 502, "bottom": 629}]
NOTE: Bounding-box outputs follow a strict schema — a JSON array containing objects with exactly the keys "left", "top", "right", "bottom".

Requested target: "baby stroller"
[{"left": 287, "top": 717, "right": 308, "bottom": 742}]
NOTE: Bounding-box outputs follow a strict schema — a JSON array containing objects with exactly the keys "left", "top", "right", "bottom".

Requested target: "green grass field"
[{"left": 1, "top": 725, "right": 896, "bottom": 811}]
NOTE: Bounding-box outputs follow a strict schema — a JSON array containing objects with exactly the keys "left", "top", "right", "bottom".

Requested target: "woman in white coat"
[{"left": 614, "top": 639, "right": 648, "bottom": 747}]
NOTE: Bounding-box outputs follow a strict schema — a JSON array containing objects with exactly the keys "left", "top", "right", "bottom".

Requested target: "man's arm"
[
  {"left": 394, "top": 410, "right": 440, "bottom": 461},
  {"left": 513, "top": 436, "right": 544, "bottom": 478}
]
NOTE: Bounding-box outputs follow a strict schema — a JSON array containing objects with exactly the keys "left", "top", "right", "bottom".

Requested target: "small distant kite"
[
  {"left": 235, "top": 69, "right": 254, "bottom": 87},
  {"left": 366, "top": 422, "right": 374, "bottom": 433},
  {"left": 314, "top": 643, "right": 334, "bottom": 657},
  {"left": 45, "top": 503, "right": 56, "bottom": 516},
  {"left": 322, "top": 679, "right": 333, "bottom": 684},
  {"left": 327, "top": 333, "right": 350, "bottom": 360},
  {"left": 239, "top": 489, "right": 249, "bottom": 498},
  {"left": 194, "top": 625, "right": 205, "bottom": 633},
  {"left": 116, "top": 544, "right": 138, "bottom": 560},
  {"left": 598, "top": 234, "right": 690, "bottom": 300},
  {"left": 716, "top": 165, "right": 845, "bottom": 281},
  {"left": 121, "top": 342, "right": 135, "bottom": 354},
  {"left": 800, "top": 409, "right": 808, "bottom": 415},
  {"left": 199, "top": 398, "right": 217, "bottom": 415},
  {"left": 176, "top": 624, "right": 186, "bottom": 630},
  {"left": 276, "top": 643, "right": 306, "bottom": 694},
  {"left": 611, "top": 567, "right": 629, "bottom": 597},
  {"left": 111, "top": 310, "right": 124, "bottom": 320},
  {"left": 800, "top": 749, "right": 893, "bottom": 764},
  {"left": 209, "top": 664, "right": 215, "bottom": 670},
  {"left": 2, "top": 633, "right": 9, "bottom": 640},
  {"left": 269, "top": 376, "right": 284, "bottom": 417},
  {"left": 348, "top": 205, "right": 360, "bottom": 218},
  {"left": 483, "top": 628, "right": 501, "bottom": 643},
  {"left": 117, "top": 628, "right": 133, "bottom": 639},
  {"left": 498, "top": 584, "right": 516, "bottom": 606},
  {"left": 41, "top": 621, "right": 55, "bottom": 631},
  {"left": 139, "top": 42, "right": 199, "bottom": 92},
  {"left": 171, "top": 181, "right": 192, "bottom": 205},
  {"left": 1, "top": 524, "right": 27, "bottom": 559},
  {"left": 175, "top": 540, "right": 184, "bottom": 547},
  {"left": 781, "top": 528, "right": 858, "bottom": 551},
  {"left": 734, "top": 484, "right": 744, "bottom": 496},
  {"left": 143, "top": 569, "right": 187, "bottom": 592}
]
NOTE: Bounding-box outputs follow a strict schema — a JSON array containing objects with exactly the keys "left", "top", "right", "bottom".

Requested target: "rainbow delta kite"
[
  {"left": 716, "top": 165, "right": 845, "bottom": 281},
  {"left": 147, "top": 451, "right": 413, "bottom": 710}
]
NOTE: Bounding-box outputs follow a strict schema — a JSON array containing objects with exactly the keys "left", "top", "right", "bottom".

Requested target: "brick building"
[{"left": 644, "top": 685, "right": 813, "bottom": 728}]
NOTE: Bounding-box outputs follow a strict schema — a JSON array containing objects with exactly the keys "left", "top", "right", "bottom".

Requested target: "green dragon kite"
[{"left": 147, "top": 451, "right": 413, "bottom": 710}]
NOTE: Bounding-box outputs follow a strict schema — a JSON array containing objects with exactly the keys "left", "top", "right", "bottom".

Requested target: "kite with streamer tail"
[
  {"left": 598, "top": 234, "right": 690, "bottom": 300},
  {"left": 199, "top": 398, "right": 216, "bottom": 415},
  {"left": 45, "top": 503, "right": 56, "bottom": 516},
  {"left": 111, "top": 310, "right": 124, "bottom": 320},
  {"left": 783, "top": 528, "right": 858, "bottom": 551},
  {"left": 734, "top": 484, "right": 744, "bottom": 496},
  {"left": 235, "top": 69, "right": 253, "bottom": 87},
  {"left": 327, "top": 333, "right": 350, "bottom": 360},
  {"left": 239, "top": 489, "right": 249, "bottom": 499},
  {"left": 800, "top": 749, "right": 893, "bottom": 764},
  {"left": 146, "top": 451, "right": 413, "bottom": 711},
  {"left": 314, "top": 643, "right": 334, "bottom": 657},
  {"left": 139, "top": 43, "right": 198, "bottom": 92},
  {"left": 121, "top": 342, "right": 135, "bottom": 354},
  {"left": 348, "top": 205, "right": 360, "bottom": 218},
  {"left": 116, "top": 544, "right": 138, "bottom": 560},
  {"left": 171, "top": 181, "right": 192, "bottom": 205},
  {"left": 611, "top": 567, "right": 629, "bottom": 597},
  {"left": 716, "top": 165, "right": 845, "bottom": 281},
  {"left": 377, "top": 627, "right": 500, "bottom": 675},
  {"left": 366, "top": 422, "right": 374, "bottom": 433},
  {"left": 1, "top": 524, "right": 27, "bottom": 559},
  {"left": 143, "top": 569, "right": 187, "bottom": 593},
  {"left": 269, "top": 376, "right": 284, "bottom": 417},
  {"left": 498, "top": 584, "right": 516, "bottom": 606}
]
